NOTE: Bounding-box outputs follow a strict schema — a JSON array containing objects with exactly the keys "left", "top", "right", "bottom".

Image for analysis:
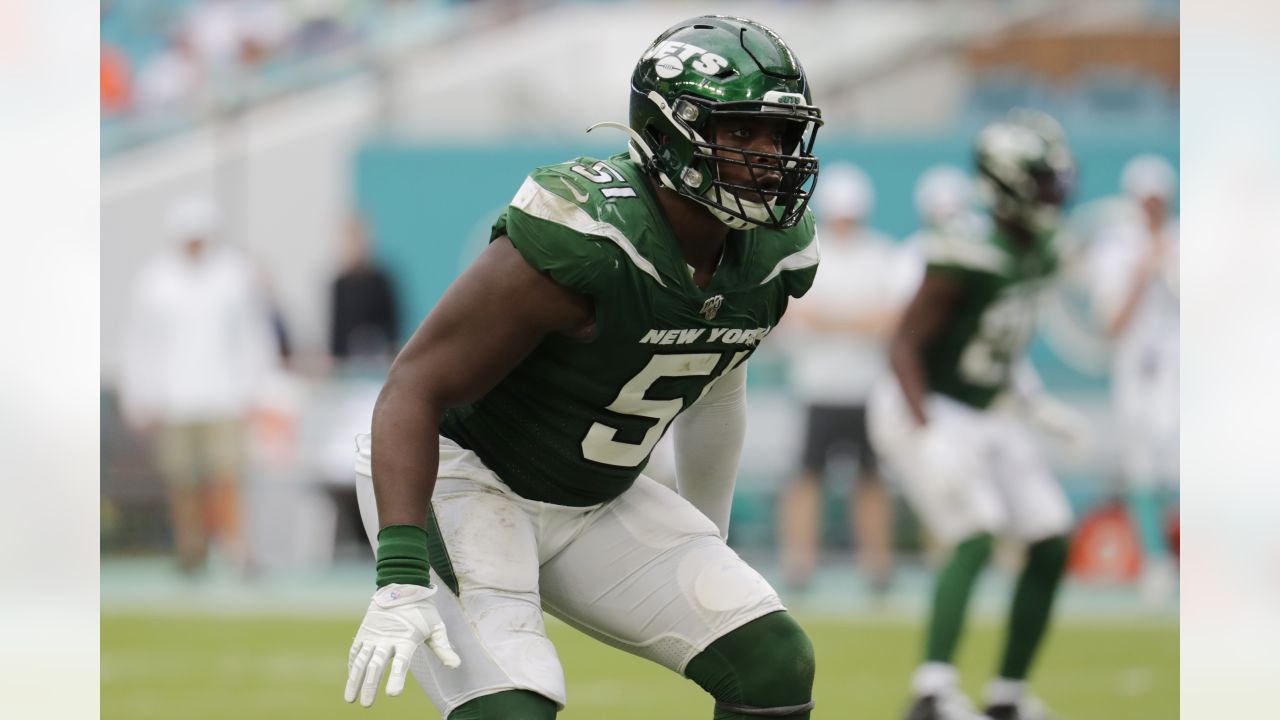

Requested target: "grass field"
[{"left": 102, "top": 612, "right": 1176, "bottom": 719}]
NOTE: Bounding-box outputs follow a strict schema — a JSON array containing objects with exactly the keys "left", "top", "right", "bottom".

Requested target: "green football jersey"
[
  {"left": 921, "top": 219, "right": 1058, "bottom": 409},
  {"left": 439, "top": 153, "right": 818, "bottom": 505}
]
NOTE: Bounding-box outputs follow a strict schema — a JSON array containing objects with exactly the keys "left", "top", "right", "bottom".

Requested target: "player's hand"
[
  {"left": 1028, "top": 396, "right": 1092, "bottom": 457},
  {"left": 345, "top": 583, "right": 461, "bottom": 707}
]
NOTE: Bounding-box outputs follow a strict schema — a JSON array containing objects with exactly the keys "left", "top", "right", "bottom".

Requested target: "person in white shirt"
[
  {"left": 119, "top": 194, "right": 278, "bottom": 575},
  {"left": 905, "top": 165, "right": 982, "bottom": 251},
  {"left": 136, "top": 32, "right": 203, "bottom": 114},
  {"left": 1088, "top": 154, "right": 1180, "bottom": 603},
  {"left": 778, "top": 163, "right": 919, "bottom": 594}
]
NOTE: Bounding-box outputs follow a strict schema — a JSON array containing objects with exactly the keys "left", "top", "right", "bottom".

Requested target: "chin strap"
[{"left": 586, "top": 121, "right": 648, "bottom": 151}]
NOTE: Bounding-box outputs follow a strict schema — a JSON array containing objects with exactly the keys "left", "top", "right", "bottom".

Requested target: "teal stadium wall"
[{"left": 354, "top": 130, "right": 1177, "bottom": 392}]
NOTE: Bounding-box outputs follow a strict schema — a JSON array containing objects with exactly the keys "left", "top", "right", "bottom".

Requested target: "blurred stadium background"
[{"left": 100, "top": 0, "right": 1178, "bottom": 717}]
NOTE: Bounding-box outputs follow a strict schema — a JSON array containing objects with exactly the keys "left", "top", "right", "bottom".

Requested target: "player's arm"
[
  {"left": 887, "top": 270, "right": 964, "bottom": 426},
  {"left": 346, "top": 236, "right": 592, "bottom": 708},
  {"left": 671, "top": 361, "right": 747, "bottom": 539},
  {"left": 371, "top": 235, "right": 592, "bottom": 529}
]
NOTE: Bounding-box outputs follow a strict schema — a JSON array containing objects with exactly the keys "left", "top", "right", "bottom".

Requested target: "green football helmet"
[
  {"left": 974, "top": 108, "right": 1075, "bottom": 234},
  {"left": 595, "top": 16, "right": 822, "bottom": 230}
]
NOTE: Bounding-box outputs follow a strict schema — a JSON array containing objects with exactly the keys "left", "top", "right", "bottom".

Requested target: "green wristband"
[{"left": 375, "top": 524, "right": 432, "bottom": 588}]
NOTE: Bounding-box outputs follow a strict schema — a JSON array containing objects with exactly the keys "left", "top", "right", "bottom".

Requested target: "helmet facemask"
[
  {"left": 629, "top": 91, "right": 821, "bottom": 230},
  {"left": 684, "top": 97, "right": 821, "bottom": 230}
]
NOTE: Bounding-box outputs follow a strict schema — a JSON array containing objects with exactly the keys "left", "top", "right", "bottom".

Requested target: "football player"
[
  {"left": 343, "top": 16, "right": 823, "bottom": 720},
  {"left": 1088, "top": 154, "right": 1179, "bottom": 605},
  {"left": 869, "top": 110, "right": 1082, "bottom": 720}
]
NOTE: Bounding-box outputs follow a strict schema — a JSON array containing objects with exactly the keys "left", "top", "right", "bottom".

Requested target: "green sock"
[
  {"left": 925, "top": 534, "right": 993, "bottom": 663},
  {"left": 999, "top": 535, "right": 1069, "bottom": 679},
  {"left": 447, "top": 689, "right": 557, "bottom": 719}
]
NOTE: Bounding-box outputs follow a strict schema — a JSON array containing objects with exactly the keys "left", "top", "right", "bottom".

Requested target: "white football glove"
[{"left": 344, "top": 583, "right": 461, "bottom": 708}]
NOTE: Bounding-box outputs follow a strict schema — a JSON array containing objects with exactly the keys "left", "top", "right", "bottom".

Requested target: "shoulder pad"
[
  {"left": 527, "top": 157, "right": 639, "bottom": 216},
  {"left": 493, "top": 157, "right": 665, "bottom": 295}
]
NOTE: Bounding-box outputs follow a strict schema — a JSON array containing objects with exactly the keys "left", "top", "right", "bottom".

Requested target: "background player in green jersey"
[
  {"left": 343, "top": 16, "right": 825, "bottom": 720},
  {"left": 869, "top": 110, "right": 1089, "bottom": 720}
]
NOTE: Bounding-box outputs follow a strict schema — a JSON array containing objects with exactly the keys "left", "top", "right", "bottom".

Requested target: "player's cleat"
[
  {"left": 985, "top": 705, "right": 1017, "bottom": 720},
  {"left": 985, "top": 695, "right": 1057, "bottom": 720},
  {"left": 904, "top": 692, "right": 992, "bottom": 720}
]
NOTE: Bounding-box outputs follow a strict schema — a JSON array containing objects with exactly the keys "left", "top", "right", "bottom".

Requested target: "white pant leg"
[
  {"left": 538, "top": 475, "right": 786, "bottom": 675},
  {"left": 868, "top": 380, "right": 1005, "bottom": 545},
  {"left": 1116, "top": 386, "right": 1180, "bottom": 489},
  {"left": 986, "top": 410, "right": 1074, "bottom": 542},
  {"left": 354, "top": 435, "right": 567, "bottom": 716}
]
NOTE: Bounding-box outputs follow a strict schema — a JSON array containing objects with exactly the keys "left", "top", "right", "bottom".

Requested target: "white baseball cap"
[
  {"left": 914, "top": 164, "right": 973, "bottom": 223},
  {"left": 1121, "top": 154, "right": 1176, "bottom": 201},
  {"left": 167, "top": 193, "right": 219, "bottom": 241},
  {"left": 814, "top": 162, "right": 874, "bottom": 221}
]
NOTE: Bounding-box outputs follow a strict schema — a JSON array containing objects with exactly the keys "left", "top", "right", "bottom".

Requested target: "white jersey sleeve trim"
[
  {"left": 759, "top": 228, "right": 821, "bottom": 285},
  {"left": 511, "top": 176, "right": 666, "bottom": 287}
]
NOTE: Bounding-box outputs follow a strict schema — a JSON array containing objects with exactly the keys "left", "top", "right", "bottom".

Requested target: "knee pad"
[
  {"left": 447, "top": 689, "right": 557, "bottom": 720},
  {"left": 685, "top": 611, "right": 816, "bottom": 719}
]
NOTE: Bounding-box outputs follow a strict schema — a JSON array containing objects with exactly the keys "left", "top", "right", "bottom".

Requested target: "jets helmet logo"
[
  {"left": 700, "top": 295, "right": 725, "bottom": 321},
  {"left": 641, "top": 40, "right": 730, "bottom": 78}
]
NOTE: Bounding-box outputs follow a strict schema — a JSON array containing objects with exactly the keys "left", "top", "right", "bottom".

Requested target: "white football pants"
[
  {"left": 868, "top": 380, "right": 1073, "bottom": 546},
  {"left": 354, "top": 434, "right": 785, "bottom": 717}
]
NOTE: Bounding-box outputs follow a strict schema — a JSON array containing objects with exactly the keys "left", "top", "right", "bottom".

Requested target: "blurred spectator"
[
  {"left": 909, "top": 164, "right": 978, "bottom": 240},
  {"left": 329, "top": 215, "right": 400, "bottom": 362},
  {"left": 1087, "top": 154, "right": 1179, "bottom": 605},
  {"left": 778, "top": 163, "right": 918, "bottom": 595},
  {"left": 902, "top": 163, "right": 981, "bottom": 289},
  {"left": 181, "top": 0, "right": 294, "bottom": 103},
  {"left": 290, "top": 0, "right": 358, "bottom": 54},
  {"left": 236, "top": 0, "right": 296, "bottom": 66},
  {"left": 101, "top": 44, "right": 133, "bottom": 116},
  {"left": 135, "top": 32, "right": 203, "bottom": 114},
  {"left": 184, "top": 0, "right": 251, "bottom": 70},
  {"left": 118, "top": 194, "right": 279, "bottom": 576}
]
